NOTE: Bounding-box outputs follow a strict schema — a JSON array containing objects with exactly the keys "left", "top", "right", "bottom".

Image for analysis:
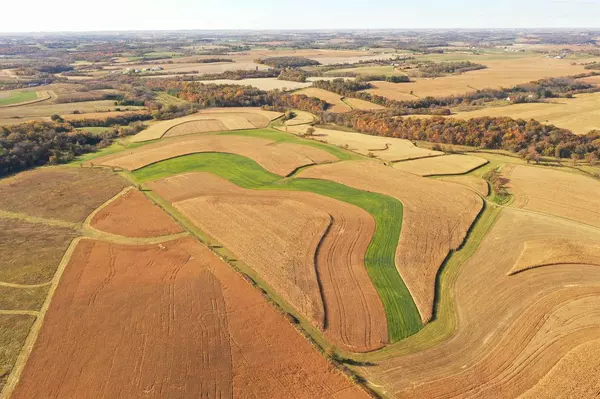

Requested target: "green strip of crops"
[
  {"left": 133, "top": 152, "right": 422, "bottom": 341},
  {"left": 0, "top": 91, "right": 38, "bottom": 106}
]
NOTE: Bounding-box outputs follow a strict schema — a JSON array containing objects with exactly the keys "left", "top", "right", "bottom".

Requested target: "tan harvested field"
[
  {"left": 94, "top": 135, "right": 338, "bottom": 176},
  {"left": 504, "top": 164, "right": 600, "bottom": 228},
  {"left": 0, "top": 315, "right": 36, "bottom": 392},
  {"left": 90, "top": 188, "right": 183, "bottom": 238},
  {"left": 364, "top": 56, "right": 589, "bottom": 100},
  {"left": 60, "top": 110, "right": 149, "bottom": 121},
  {"left": 0, "top": 100, "right": 142, "bottom": 126},
  {"left": 109, "top": 61, "right": 271, "bottom": 75},
  {"left": 439, "top": 175, "right": 490, "bottom": 196},
  {"left": 287, "top": 125, "right": 442, "bottom": 161},
  {"left": 200, "top": 77, "right": 312, "bottom": 91},
  {"left": 392, "top": 154, "right": 488, "bottom": 176},
  {"left": 132, "top": 107, "right": 281, "bottom": 142},
  {"left": 510, "top": 239, "right": 600, "bottom": 275},
  {"left": 149, "top": 173, "right": 387, "bottom": 352},
  {"left": 344, "top": 97, "right": 386, "bottom": 110},
  {"left": 579, "top": 74, "right": 600, "bottom": 86},
  {"left": 295, "top": 88, "right": 352, "bottom": 113},
  {"left": 0, "top": 218, "right": 77, "bottom": 285},
  {"left": 284, "top": 110, "right": 315, "bottom": 126},
  {"left": 453, "top": 92, "right": 600, "bottom": 134},
  {"left": 360, "top": 208, "right": 600, "bottom": 398},
  {"left": 13, "top": 237, "right": 366, "bottom": 398},
  {"left": 299, "top": 160, "right": 483, "bottom": 322},
  {"left": 0, "top": 167, "right": 128, "bottom": 223}
]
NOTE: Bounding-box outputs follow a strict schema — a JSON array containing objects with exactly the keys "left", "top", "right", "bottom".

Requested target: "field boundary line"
[
  {"left": 0, "top": 237, "right": 82, "bottom": 399},
  {"left": 0, "top": 210, "right": 80, "bottom": 230},
  {"left": 0, "top": 281, "right": 51, "bottom": 289}
]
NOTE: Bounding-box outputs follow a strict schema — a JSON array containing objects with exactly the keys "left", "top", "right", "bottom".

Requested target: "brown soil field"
[
  {"left": 503, "top": 164, "right": 600, "bottom": 228},
  {"left": 510, "top": 239, "right": 600, "bottom": 275},
  {"left": 0, "top": 314, "right": 36, "bottom": 392},
  {"left": 0, "top": 91, "right": 53, "bottom": 108},
  {"left": 344, "top": 97, "right": 386, "bottom": 110},
  {"left": 438, "top": 175, "right": 490, "bottom": 196},
  {"left": 295, "top": 88, "right": 352, "bottom": 113},
  {"left": 286, "top": 125, "right": 442, "bottom": 161},
  {"left": 132, "top": 108, "right": 281, "bottom": 142},
  {"left": 452, "top": 92, "right": 600, "bottom": 135},
  {"left": 149, "top": 172, "right": 388, "bottom": 352},
  {"left": 93, "top": 135, "right": 337, "bottom": 176},
  {"left": 13, "top": 237, "right": 367, "bottom": 398},
  {"left": 364, "top": 56, "right": 588, "bottom": 100},
  {"left": 90, "top": 188, "right": 183, "bottom": 238},
  {"left": 0, "top": 218, "right": 78, "bottom": 285},
  {"left": 0, "top": 100, "right": 144, "bottom": 126},
  {"left": 392, "top": 154, "right": 488, "bottom": 176},
  {"left": 0, "top": 167, "right": 128, "bottom": 223},
  {"left": 299, "top": 160, "right": 483, "bottom": 322},
  {"left": 359, "top": 208, "right": 600, "bottom": 398}
]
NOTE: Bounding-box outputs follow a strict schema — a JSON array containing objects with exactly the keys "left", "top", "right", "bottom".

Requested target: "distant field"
[
  {"left": 325, "top": 65, "right": 408, "bottom": 77},
  {"left": 452, "top": 93, "right": 600, "bottom": 134},
  {"left": 0, "top": 91, "right": 38, "bottom": 106},
  {"left": 295, "top": 88, "right": 352, "bottom": 112},
  {"left": 393, "top": 154, "right": 488, "bottom": 176},
  {"left": 201, "top": 77, "right": 311, "bottom": 91}
]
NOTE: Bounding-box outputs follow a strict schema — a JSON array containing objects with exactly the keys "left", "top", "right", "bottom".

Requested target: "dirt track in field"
[
  {"left": 393, "top": 154, "right": 487, "bottom": 176},
  {"left": 299, "top": 160, "right": 483, "bottom": 323},
  {"left": 503, "top": 164, "right": 600, "bottom": 228},
  {"left": 90, "top": 188, "right": 183, "bottom": 238},
  {"left": 149, "top": 172, "right": 388, "bottom": 352},
  {"left": 359, "top": 208, "right": 600, "bottom": 398},
  {"left": 92, "top": 134, "right": 338, "bottom": 176},
  {"left": 12, "top": 236, "right": 367, "bottom": 398}
]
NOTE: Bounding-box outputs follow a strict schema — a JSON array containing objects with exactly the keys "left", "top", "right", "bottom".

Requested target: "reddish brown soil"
[
  {"left": 14, "top": 237, "right": 366, "bottom": 398},
  {"left": 90, "top": 188, "right": 183, "bottom": 238}
]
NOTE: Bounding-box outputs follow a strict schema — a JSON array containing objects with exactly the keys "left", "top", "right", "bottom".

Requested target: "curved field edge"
[{"left": 131, "top": 152, "right": 421, "bottom": 342}]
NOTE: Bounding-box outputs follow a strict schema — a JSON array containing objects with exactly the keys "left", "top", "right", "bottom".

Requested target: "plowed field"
[
  {"left": 149, "top": 172, "right": 388, "bottom": 352},
  {"left": 90, "top": 188, "right": 183, "bottom": 238},
  {"left": 300, "top": 160, "right": 482, "bottom": 322}
]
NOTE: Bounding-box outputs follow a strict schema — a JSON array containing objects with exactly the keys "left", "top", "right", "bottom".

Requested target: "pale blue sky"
[{"left": 2, "top": 0, "right": 600, "bottom": 33}]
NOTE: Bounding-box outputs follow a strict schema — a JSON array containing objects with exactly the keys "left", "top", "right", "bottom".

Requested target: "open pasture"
[
  {"left": 94, "top": 134, "right": 338, "bottom": 176},
  {"left": 299, "top": 160, "right": 483, "bottom": 323},
  {"left": 200, "top": 77, "right": 312, "bottom": 91},
  {"left": 149, "top": 172, "right": 388, "bottom": 352},
  {"left": 0, "top": 90, "right": 41, "bottom": 107},
  {"left": 0, "top": 167, "right": 128, "bottom": 223},
  {"left": 12, "top": 237, "right": 367, "bottom": 398},
  {"left": 131, "top": 107, "right": 282, "bottom": 142},
  {"left": 452, "top": 92, "right": 600, "bottom": 134},
  {"left": 90, "top": 188, "right": 183, "bottom": 238},
  {"left": 503, "top": 164, "right": 600, "bottom": 228},
  {"left": 359, "top": 208, "right": 600, "bottom": 398},
  {"left": 392, "top": 154, "right": 488, "bottom": 176},
  {"left": 286, "top": 125, "right": 442, "bottom": 161}
]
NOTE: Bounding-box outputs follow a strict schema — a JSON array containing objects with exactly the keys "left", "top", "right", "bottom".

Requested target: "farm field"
[
  {"left": 149, "top": 172, "right": 388, "bottom": 352},
  {"left": 452, "top": 92, "right": 600, "bottom": 134},
  {"left": 131, "top": 107, "right": 282, "bottom": 142},
  {"left": 285, "top": 124, "right": 442, "bottom": 161},
  {"left": 503, "top": 164, "right": 600, "bottom": 228},
  {"left": 295, "top": 88, "right": 352, "bottom": 112},
  {"left": 0, "top": 91, "right": 39, "bottom": 106},
  {"left": 133, "top": 152, "right": 420, "bottom": 342},
  {"left": 344, "top": 96, "right": 386, "bottom": 110},
  {"left": 358, "top": 208, "right": 600, "bottom": 398},
  {"left": 299, "top": 160, "right": 483, "bottom": 323},
  {"left": 392, "top": 154, "right": 488, "bottom": 176},
  {"left": 93, "top": 134, "right": 338, "bottom": 176},
  {"left": 363, "top": 55, "right": 590, "bottom": 99},
  {"left": 12, "top": 237, "right": 367, "bottom": 398},
  {"left": 439, "top": 175, "right": 490, "bottom": 196}
]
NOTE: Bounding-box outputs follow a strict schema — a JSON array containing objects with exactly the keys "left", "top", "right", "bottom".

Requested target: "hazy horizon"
[{"left": 2, "top": 0, "right": 600, "bottom": 33}]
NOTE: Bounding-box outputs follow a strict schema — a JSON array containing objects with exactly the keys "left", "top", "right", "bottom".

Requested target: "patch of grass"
[
  {"left": 71, "top": 139, "right": 157, "bottom": 165},
  {"left": 0, "top": 286, "right": 49, "bottom": 311},
  {"left": 0, "top": 314, "right": 35, "bottom": 391},
  {"left": 133, "top": 152, "right": 421, "bottom": 341},
  {"left": 75, "top": 126, "right": 109, "bottom": 134},
  {"left": 0, "top": 91, "right": 37, "bottom": 106}
]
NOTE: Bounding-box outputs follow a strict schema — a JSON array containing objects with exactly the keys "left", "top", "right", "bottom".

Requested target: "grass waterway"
[{"left": 133, "top": 151, "right": 422, "bottom": 341}]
